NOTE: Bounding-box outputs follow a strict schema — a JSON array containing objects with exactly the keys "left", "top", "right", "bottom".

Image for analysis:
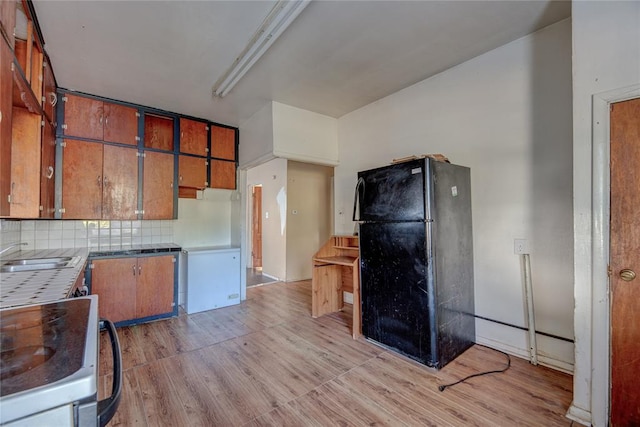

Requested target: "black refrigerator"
[{"left": 354, "top": 158, "right": 475, "bottom": 369}]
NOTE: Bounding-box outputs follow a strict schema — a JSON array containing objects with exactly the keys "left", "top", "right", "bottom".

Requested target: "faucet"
[{"left": 0, "top": 242, "right": 28, "bottom": 256}]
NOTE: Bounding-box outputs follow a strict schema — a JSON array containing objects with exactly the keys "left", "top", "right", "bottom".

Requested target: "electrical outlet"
[{"left": 514, "top": 239, "right": 529, "bottom": 255}]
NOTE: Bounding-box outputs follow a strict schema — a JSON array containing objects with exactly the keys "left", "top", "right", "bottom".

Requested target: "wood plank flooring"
[{"left": 99, "top": 280, "right": 573, "bottom": 426}]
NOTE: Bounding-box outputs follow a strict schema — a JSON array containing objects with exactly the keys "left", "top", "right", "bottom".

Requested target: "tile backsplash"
[
  {"left": 0, "top": 220, "right": 22, "bottom": 251},
  {"left": 1, "top": 219, "right": 174, "bottom": 250}
]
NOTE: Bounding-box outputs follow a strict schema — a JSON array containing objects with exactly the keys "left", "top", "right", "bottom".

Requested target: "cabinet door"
[
  {"left": 209, "top": 159, "right": 236, "bottom": 189},
  {"left": 62, "top": 139, "right": 103, "bottom": 219},
  {"left": 91, "top": 258, "right": 137, "bottom": 323},
  {"left": 42, "top": 57, "right": 56, "bottom": 125},
  {"left": 136, "top": 255, "right": 175, "bottom": 318},
  {"left": 179, "top": 118, "right": 208, "bottom": 156},
  {"left": 144, "top": 113, "right": 174, "bottom": 151},
  {"left": 39, "top": 121, "right": 56, "bottom": 218},
  {"left": 103, "top": 102, "right": 138, "bottom": 146},
  {"left": 10, "top": 107, "right": 41, "bottom": 218},
  {"left": 210, "top": 125, "right": 235, "bottom": 160},
  {"left": 102, "top": 144, "right": 138, "bottom": 220},
  {"left": 178, "top": 155, "right": 207, "bottom": 188},
  {"left": 143, "top": 151, "right": 174, "bottom": 219},
  {"left": 0, "top": 38, "right": 12, "bottom": 215},
  {"left": 63, "top": 94, "right": 103, "bottom": 140},
  {"left": 0, "top": 0, "right": 15, "bottom": 48}
]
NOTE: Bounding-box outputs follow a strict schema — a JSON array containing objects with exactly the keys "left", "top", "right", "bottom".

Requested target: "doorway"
[{"left": 609, "top": 96, "right": 640, "bottom": 426}]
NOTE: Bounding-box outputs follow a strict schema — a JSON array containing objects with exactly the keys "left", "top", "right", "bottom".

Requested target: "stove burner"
[{"left": 0, "top": 345, "right": 55, "bottom": 380}]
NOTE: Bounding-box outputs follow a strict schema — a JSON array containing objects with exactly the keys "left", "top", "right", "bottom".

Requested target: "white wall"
[
  {"left": 335, "top": 19, "right": 574, "bottom": 369},
  {"left": 246, "top": 158, "right": 288, "bottom": 280},
  {"left": 286, "top": 161, "right": 333, "bottom": 281},
  {"left": 273, "top": 102, "right": 339, "bottom": 166},
  {"left": 239, "top": 102, "right": 274, "bottom": 169},
  {"left": 570, "top": 2, "right": 640, "bottom": 426},
  {"left": 173, "top": 191, "right": 232, "bottom": 247}
]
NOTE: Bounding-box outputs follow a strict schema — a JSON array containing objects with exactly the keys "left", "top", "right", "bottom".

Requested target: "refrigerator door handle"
[{"left": 352, "top": 177, "right": 365, "bottom": 221}]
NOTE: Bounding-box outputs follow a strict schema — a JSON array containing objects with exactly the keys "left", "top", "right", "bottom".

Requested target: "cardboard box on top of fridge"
[{"left": 391, "top": 154, "right": 450, "bottom": 164}]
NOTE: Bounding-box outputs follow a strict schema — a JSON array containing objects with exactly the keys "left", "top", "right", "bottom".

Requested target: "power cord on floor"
[{"left": 438, "top": 345, "right": 511, "bottom": 392}]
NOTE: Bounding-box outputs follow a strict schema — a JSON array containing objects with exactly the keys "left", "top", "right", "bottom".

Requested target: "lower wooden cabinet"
[{"left": 89, "top": 253, "right": 177, "bottom": 325}]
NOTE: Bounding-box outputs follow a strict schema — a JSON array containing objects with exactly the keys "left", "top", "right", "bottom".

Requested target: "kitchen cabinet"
[
  {"left": 8, "top": 106, "right": 41, "bottom": 218},
  {"left": 209, "top": 159, "right": 236, "bottom": 190},
  {"left": 143, "top": 150, "right": 174, "bottom": 219},
  {"left": 41, "top": 55, "right": 56, "bottom": 124},
  {"left": 62, "top": 93, "right": 138, "bottom": 145},
  {"left": 0, "top": 0, "right": 15, "bottom": 48},
  {"left": 39, "top": 120, "right": 55, "bottom": 218},
  {"left": 179, "top": 117, "right": 208, "bottom": 156},
  {"left": 144, "top": 113, "right": 174, "bottom": 151},
  {"left": 0, "top": 38, "right": 12, "bottom": 215},
  {"left": 178, "top": 155, "right": 207, "bottom": 189},
  {"left": 89, "top": 254, "right": 177, "bottom": 325},
  {"left": 61, "top": 139, "right": 138, "bottom": 219},
  {"left": 210, "top": 124, "right": 235, "bottom": 160}
]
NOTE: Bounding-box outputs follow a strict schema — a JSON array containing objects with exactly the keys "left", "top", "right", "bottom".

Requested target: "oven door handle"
[{"left": 97, "top": 319, "right": 122, "bottom": 427}]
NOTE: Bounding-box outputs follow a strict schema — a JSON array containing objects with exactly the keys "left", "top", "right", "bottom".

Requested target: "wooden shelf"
[
  {"left": 314, "top": 256, "right": 357, "bottom": 266},
  {"left": 311, "top": 235, "right": 360, "bottom": 339}
]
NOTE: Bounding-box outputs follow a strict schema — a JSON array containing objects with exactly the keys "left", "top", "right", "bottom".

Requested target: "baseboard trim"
[{"left": 566, "top": 403, "right": 592, "bottom": 426}]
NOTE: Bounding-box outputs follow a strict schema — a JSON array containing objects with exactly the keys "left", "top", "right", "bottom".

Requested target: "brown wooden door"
[
  {"left": 178, "top": 155, "right": 207, "bottom": 188},
  {"left": 209, "top": 159, "right": 236, "bottom": 189},
  {"left": 63, "top": 94, "right": 103, "bottom": 140},
  {"left": 62, "top": 139, "right": 103, "bottom": 219},
  {"left": 179, "top": 118, "right": 208, "bottom": 156},
  {"left": 136, "top": 255, "right": 175, "bottom": 318},
  {"left": 10, "top": 107, "right": 41, "bottom": 218},
  {"left": 210, "top": 125, "right": 235, "bottom": 160},
  {"left": 103, "top": 102, "right": 138, "bottom": 146},
  {"left": 91, "top": 258, "right": 137, "bottom": 323},
  {"left": 102, "top": 144, "right": 138, "bottom": 220},
  {"left": 39, "top": 121, "right": 56, "bottom": 218},
  {"left": 610, "top": 97, "right": 640, "bottom": 426},
  {"left": 252, "top": 186, "right": 262, "bottom": 268},
  {"left": 144, "top": 113, "right": 174, "bottom": 151},
  {"left": 42, "top": 57, "right": 56, "bottom": 124},
  {"left": 143, "top": 151, "right": 174, "bottom": 219},
  {"left": 0, "top": 37, "right": 13, "bottom": 215}
]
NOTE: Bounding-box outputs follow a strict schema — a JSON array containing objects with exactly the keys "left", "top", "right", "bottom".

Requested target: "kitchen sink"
[{"left": 0, "top": 256, "right": 81, "bottom": 273}]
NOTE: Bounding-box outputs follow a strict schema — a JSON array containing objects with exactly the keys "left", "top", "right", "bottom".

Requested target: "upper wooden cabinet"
[
  {"left": 39, "top": 120, "right": 56, "bottom": 218},
  {"left": 61, "top": 139, "right": 138, "bottom": 219},
  {"left": 0, "top": 0, "right": 16, "bottom": 48},
  {"left": 210, "top": 125, "right": 235, "bottom": 160},
  {"left": 41, "top": 55, "right": 56, "bottom": 125},
  {"left": 62, "top": 93, "right": 138, "bottom": 145},
  {"left": 0, "top": 38, "right": 13, "bottom": 216},
  {"left": 179, "top": 117, "right": 208, "bottom": 156},
  {"left": 178, "top": 155, "right": 207, "bottom": 189},
  {"left": 143, "top": 151, "right": 174, "bottom": 219},
  {"left": 144, "top": 113, "right": 174, "bottom": 151},
  {"left": 209, "top": 159, "right": 236, "bottom": 190}
]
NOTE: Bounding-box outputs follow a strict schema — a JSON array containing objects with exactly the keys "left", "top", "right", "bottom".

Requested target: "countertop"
[
  {"left": 0, "top": 243, "right": 181, "bottom": 309},
  {"left": 182, "top": 245, "right": 240, "bottom": 252}
]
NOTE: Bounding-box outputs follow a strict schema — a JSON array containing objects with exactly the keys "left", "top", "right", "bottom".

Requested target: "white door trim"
[{"left": 569, "top": 84, "right": 640, "bottom": 427}]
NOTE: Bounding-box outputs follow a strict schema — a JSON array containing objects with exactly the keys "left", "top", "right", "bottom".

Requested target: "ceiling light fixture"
[{"left": 212, "top": 0, "right": 310, "bottom": 98}]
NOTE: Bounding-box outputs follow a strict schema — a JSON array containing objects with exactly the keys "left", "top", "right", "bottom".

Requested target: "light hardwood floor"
[{"left": 99, "top": 280, "right": 573, "bottom": 426}]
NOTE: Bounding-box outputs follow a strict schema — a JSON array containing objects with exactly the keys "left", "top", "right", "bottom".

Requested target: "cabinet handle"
[
  {"left": 97, "top": 175, "right": 102, "bottom": 186},
  {"left": 100, "top": 115, "right": 103, "bottom": 126},
  {"left": 49, "top": 92, "right": 57, "bottom": 106},
  {"left": 138, "top": 265, "right": 142, "bottom": 275},
  {"left": 104, "top": 176, "right": 108, "bottom": 186},
  {"left": 46, "top": 166, "right": 54, "bottom": 180},
  {"left": 105, "top": 117, "right": 109, "bottom": 126},
  {"left": 132, "top": 265, "right": 136, "bottom": 276}
]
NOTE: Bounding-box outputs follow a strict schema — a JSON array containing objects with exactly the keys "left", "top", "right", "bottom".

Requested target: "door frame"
[{"left": 572, "top": 84, "right": 640, "bottom": 426}]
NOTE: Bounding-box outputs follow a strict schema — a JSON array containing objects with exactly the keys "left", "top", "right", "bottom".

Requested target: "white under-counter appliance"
[
  {"left": 0, "top": 296, "right": 122, "bottom": 426},
  {"left": 182, "top": 246, "right": 241, "bottom": 314}
]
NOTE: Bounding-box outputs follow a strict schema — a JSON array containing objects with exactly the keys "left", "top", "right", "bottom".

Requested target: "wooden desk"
[{"left": 312, "top": 236, "right": 361, "bottom": 339}]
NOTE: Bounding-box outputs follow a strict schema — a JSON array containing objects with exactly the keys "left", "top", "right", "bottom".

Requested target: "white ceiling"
[{"left": 33, "top": 1, "right": 570, "bottom": 127}]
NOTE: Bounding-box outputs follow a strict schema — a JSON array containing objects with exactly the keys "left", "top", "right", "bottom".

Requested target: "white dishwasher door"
[{"left": 184, "top": 247, "right": 240, "bottom": 314}]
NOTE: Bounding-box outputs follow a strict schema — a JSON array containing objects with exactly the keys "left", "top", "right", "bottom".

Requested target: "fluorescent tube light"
[{"left": 212, "top": 0, "right": 310, "bottom": 98}]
